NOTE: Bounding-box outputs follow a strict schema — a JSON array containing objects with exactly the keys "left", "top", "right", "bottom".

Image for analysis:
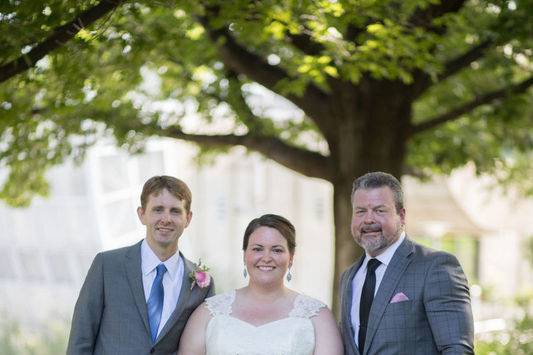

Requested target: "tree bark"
[
  {"left": 331, "top": 177, "right": 361, "bottom": 316},
  {"left": 328, "top": 78, "right": 411, "bottom": 314}
]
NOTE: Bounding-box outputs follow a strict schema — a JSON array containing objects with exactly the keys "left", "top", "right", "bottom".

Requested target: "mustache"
[{"left": 361, "top": 224, "right": 381, "bottom": 233}]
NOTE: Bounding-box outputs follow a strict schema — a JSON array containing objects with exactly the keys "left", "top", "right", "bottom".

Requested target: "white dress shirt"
[
  {"left": 350, "top": 232, "right": 406, "bottom": 346},
  {"left": 141, "top": 239, "right": 184, "bottom": 337}
]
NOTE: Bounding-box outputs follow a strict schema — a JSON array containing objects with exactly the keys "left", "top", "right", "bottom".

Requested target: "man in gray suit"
[
  {"left": 340, "top": 172, "right": 474, "bottom": 355},
  {"left": 67, "top": 176, "right": 214, "bottom": 354}
]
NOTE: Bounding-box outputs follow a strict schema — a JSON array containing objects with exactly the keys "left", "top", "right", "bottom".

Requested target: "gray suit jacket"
[
  {"left": 340, "top": 238, "right": 474, "bottom": 355},
  {"left": 67, "top": 240, "right": 214, "bottom": 355}
]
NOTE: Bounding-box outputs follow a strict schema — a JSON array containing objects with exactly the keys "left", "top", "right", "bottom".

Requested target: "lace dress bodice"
[{"left": 205, "top": 290, "right": 325, "bottom": 355}]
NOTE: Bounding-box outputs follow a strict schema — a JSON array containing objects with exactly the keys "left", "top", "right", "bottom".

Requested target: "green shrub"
[
  {"left": 0, "top": 317, "right": 68, "bottom": 355},
  {"left": 476, "top": 297, "right": 533, "bottom": 355}
]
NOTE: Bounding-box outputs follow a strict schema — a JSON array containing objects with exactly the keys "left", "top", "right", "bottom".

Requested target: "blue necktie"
[{"left": 147, "top": 263, "right": 167, "bottom": 343}]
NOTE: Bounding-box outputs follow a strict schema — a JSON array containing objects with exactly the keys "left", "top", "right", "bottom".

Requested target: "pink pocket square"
[{"left": 390, "top": 292, "right": 409, "bottom": 303}]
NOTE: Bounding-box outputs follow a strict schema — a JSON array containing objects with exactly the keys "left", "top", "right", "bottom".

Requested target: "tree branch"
[
  {"left": 409, "top": 0, "right": 467, "bottom": 33},
  {"left": 411, "top": 39, "right": 495, "bottom": 100},
  {"left": 402, "top": 164, "right": 431, "bottom": 179},
  {"left": 345, "top": 23, "right": 367, "bottom": 43},
  {"left": 169, "top": 60, "right": 276, "bottom": 134},
  {"left": 438, "top": 39, "right": 493, "bottom": 82},
  {"left": 223, "top": 71, "right": 274, "bottom": 133},
  {"left": 411, "top": 76, "right": 533, "bottom": 134},
  {"left": 0, "top": 0, "right": 123, "bottom": 83},
  {"left": 204, "top": 23, "right": 328, "bottom": 102},
  {"left": 196, "top": 14, "right": 334, "bottom": 138},
  {"left": 287, "top": 32, "right": 324, "bottom": 56},
  {"left": 160, "top": 127, "right": 333, "bottom": 181},
  {"left": 405, "top": 1, "right": 469, "bottom": 96}
]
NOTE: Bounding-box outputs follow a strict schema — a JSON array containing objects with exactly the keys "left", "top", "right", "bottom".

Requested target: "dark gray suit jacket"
[
  {"left": 67, "top": 240, "right": 214, "bottom": 355},
  {"left": 340, "top": 237, "right": 474, "bottom": 355}
]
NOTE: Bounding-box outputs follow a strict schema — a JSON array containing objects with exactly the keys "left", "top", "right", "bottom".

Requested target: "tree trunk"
[
  {"left": 331, "top": 177, "right": 362, "bottom": 316},
  {"left": 328, "top": 79, "right": 412, "bottom": 315}
]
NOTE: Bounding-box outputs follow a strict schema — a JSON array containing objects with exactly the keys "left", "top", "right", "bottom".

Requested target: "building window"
[
  {"left": 102, "top": 199, "right": 138, "bottom": 239},
  {"left": 0, "top": 249, "right": 16, "bottom": 280},
  {"left": 46, "top": 251, "right": 74, "bottom": 284},
  {"left": 413, "top": 234, "right": 480, "bottom": 283},
  {"left": 315, "top": 197, "right": 325, "bottom": 220},
  {"left": 99, "top": 155, "right": 129, "bottom": 193},
  {"left": 137, "top": 151, "right": 164, "bottom": 184},
  {"left": 18, "top": 249, "right": 46, "bottom": 282}
]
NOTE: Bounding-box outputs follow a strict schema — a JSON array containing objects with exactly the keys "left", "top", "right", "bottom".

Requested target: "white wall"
[{"left": 449, "top": 166, "right": 533, "bottom": 299}]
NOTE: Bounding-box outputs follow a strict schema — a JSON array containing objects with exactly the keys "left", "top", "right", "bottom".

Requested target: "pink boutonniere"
[{"left": 189, "top": 259, "right": 211, "bottom": 289}]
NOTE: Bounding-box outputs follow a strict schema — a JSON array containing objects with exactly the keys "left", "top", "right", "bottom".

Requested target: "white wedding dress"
[{"left": 205, "top": 290, "right": 325, "bottom": 355}]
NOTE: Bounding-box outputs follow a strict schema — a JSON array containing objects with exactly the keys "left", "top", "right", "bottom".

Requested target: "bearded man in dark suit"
[{"left": 340, "top": 172, "right": 474, "bottom": 355}]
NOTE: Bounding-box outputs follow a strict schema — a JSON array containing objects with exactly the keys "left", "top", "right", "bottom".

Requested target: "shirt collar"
[
  {"left": 141, "top": 239, "right": 183, "bottom": 281},
  {"left": 364, "top": 231, "right": 406, "bottom": 267}
]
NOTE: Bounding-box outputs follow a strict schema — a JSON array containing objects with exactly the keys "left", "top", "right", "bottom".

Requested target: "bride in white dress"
[{"left": 178, "top": 214, "right": 343, "bottom": 355}]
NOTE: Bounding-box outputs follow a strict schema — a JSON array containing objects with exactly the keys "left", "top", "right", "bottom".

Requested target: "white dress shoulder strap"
[
  {"left": 289, "top": 294, "right": 326, "bottom": 319},
  {"left": 205, "top": 290, "right": 235, "bottom": 316}
]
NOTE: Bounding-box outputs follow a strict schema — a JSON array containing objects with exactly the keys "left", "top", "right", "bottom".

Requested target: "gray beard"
[
  {"left": 359, "top": 233, "right": 387, "bottom": 254},
  {"left": 357, "top": 226, "right": 403, "bottom": 255}
]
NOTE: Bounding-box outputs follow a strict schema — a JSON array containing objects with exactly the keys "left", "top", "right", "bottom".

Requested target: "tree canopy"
[{"left": 1, "top": 0, "right": 532, "bottom": 306}]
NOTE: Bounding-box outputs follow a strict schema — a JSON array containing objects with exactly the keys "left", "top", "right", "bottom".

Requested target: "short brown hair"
[
  {"left": 140, "top": 176, "right": 192, "bottom": 212},
  {"left": 242, "top": 214, "right": 296, "bottom": 255},
  {"left": 352, "top": 171, "right": 404, "bottom": 212}
]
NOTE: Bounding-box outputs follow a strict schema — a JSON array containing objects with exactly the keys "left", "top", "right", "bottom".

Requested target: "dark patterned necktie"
[{"left": 358, "top": 258, "right": 381, "bottom": 353}]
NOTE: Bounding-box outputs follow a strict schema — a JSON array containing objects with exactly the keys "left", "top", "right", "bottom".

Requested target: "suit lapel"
[
  {"left": 156, "top": 254, "right": 195, "bottom": 342},
  {"left": 364, "top": 238, "right": 414, "bottom": 354},
  {"left": 124, "top": 240, "right": 151, "bottom": 335},
  {"left": 342, "top": 257, "right": 364, "bottom": 355}
]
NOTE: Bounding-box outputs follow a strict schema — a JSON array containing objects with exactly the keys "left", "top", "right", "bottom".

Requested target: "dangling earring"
[
  {"left": 286, "top": 267, "right": 292, "bottom": 282},
  {"left": 243, "top": 266, "right": 247, "bottom": 279}
]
